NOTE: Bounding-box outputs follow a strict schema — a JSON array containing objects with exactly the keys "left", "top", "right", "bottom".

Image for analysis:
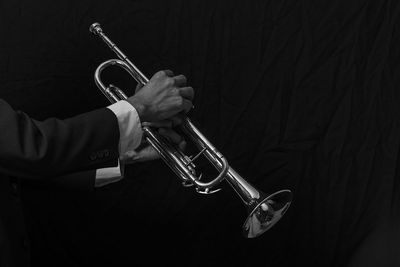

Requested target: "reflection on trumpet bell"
[
  {"left": 243, "top": 189, "right": 292, "bottom": 238},
  {"left": 223, "top": 167, "right": 292, "bottom": 238}
]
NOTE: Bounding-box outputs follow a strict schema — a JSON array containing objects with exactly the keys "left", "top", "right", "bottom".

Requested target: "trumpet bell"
[{"left": 243, "top": 189, "right": 292, "bottom": 238}]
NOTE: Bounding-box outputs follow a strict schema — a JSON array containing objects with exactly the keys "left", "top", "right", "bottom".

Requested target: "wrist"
[{"left": 127, "top": 96, "right": 147, "bottom": 122}]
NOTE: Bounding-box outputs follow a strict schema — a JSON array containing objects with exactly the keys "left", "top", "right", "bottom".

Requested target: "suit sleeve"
[
  {"left": 33, "top": 100, "right": 143, "bottom": 190},
  {"left": 0, "top": 99, "right": 120, "bottom": 179}
]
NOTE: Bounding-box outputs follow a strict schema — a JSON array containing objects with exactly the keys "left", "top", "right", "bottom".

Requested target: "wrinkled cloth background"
[{"left": 1, "top": 0, "right": 400, "bottom": 266}]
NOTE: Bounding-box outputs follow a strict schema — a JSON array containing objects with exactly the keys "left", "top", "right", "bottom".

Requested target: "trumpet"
[{"left": 89, "top": 22, "right": 293, "bottom": 238}]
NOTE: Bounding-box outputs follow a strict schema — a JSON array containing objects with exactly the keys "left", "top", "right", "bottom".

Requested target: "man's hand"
[
  {"left": 126, "top": 70, "right": 194, "bottom": 122},
  {"left": 120, "top": 116, "right": 187, "bottom": 163}
]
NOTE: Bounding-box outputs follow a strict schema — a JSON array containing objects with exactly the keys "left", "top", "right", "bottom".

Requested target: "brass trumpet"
[{"left": 89, "top": 22, "right": 292, "bottom": 238}]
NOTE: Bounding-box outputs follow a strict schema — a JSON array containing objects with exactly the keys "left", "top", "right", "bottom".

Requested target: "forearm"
[
  {"left": 0, "top": 99, "right": 120, "bottom": 179},
  {"left": 13, "top": 100, "right": 143, "bottom": 189}
]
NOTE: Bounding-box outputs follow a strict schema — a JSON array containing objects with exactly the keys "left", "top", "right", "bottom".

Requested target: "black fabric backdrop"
[{"left": 1, "top": 0, "right": 400, "bottom": 266}]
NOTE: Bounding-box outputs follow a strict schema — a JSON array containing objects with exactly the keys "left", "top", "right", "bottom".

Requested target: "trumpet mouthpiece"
[{"left": 89, "top": 22, "right": 102, "bottom": 35}]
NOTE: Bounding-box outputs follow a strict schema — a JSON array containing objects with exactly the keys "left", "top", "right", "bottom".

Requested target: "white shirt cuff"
[
  {"left": 107, "top": 100, "right": 143, "bottom": 155},
  {"left": 95, "top": 161, "right": 124, "bottom": 187},
  {"left": 94, "top": 100, "right": 143, "bottom": 187}
]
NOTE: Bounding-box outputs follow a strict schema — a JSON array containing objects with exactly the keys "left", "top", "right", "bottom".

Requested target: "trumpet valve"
[
  {"left": 196, "top": 187, "right": 222, "bottom": 195},
  {"left": 182, "top": 180, "right": 194, "bottom": 187},
  {"left": 184, "top": 156, "right": 196, "bottom": 172}
]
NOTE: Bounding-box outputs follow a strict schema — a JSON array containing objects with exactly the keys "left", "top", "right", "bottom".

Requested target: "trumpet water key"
[{"left": 89, "top": 22, "right": 293, "bottom": 238}]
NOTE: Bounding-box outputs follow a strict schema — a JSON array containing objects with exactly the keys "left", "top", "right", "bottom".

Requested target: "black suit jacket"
[{"left": 0, "top": 99, "right": 120, "bottom": 267}]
